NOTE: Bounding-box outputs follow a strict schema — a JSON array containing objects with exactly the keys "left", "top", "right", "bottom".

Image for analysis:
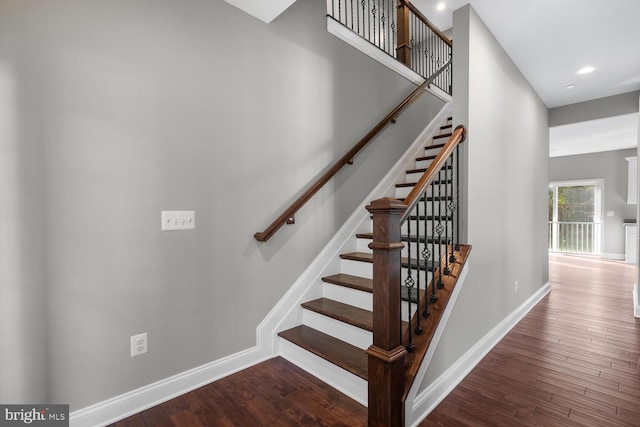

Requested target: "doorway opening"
[{"left": 548, "top": 179, "right": 603, "bottom": 255}]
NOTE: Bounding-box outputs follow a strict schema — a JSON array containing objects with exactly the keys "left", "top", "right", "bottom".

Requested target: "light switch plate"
[{"left": 161, "top": 211, "right": 195, "bottom": 231}]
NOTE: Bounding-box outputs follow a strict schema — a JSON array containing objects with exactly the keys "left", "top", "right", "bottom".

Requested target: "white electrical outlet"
[
  {"left": 130, "top": 332, "right": 148, "bottom": 357},
  {"left": 514, "top": 280, "right": 519, "bottom": 294},
  {"left": 161, "top": 211, "right": 195, "bottom": 231}
]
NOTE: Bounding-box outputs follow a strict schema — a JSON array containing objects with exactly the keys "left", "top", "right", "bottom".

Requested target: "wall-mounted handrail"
[{"left": 254, "top": 60, "right": 451, "bottom": 242}]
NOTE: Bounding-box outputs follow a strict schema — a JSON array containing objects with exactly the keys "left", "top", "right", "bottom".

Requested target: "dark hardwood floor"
[
  {"left": 422, "top": 254, "right": 640, "bottom": 427},
  {"left": 112, "top": 254, "right": 639, "bottom": 426}
]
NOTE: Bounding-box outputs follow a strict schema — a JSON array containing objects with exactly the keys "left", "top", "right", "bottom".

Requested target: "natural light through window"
[{"left": 549, "top": 180, "right": 603, "bottom": 255}]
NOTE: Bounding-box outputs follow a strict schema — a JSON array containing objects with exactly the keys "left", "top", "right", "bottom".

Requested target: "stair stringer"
[
  {"left": 404, "top": 261, "right": 469, "bottom": 426},
  {"left": 255, "top": 102, "right": 453, "bottom": 405}
]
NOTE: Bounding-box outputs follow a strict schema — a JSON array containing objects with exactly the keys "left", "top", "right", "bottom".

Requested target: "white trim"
[
  {"left": 634, "top": 283, "right": 640, "bottom": 318},
  {"left": 405, "top": 263, "right": 469, "bottom": 408},
  {"left": 405, "top": 282, "right": 551, "bottom": 427},
  {"left": 602, "top": 252, "right": 625, "bottom": 260},
  {"left": 69, "top": 347, "right": 271, "bottom": 427},
  {"left": 327, "top": 18, "right": 453, "bottom": 104}
]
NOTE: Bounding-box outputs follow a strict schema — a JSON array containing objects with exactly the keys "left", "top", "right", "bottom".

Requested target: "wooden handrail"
[
  {"left": 254, "top": 81, "right": 431, "bottom": 242},
  {"left": 400, "top": 124, "right": 465, "bottom": 220},
  {"left": 399, "top": 0, "right": 453, "bottom": 48}
]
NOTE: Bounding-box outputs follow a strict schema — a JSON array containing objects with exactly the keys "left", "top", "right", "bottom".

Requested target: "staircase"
[{"left": 276, "top": 116, "right": 470, "bottom": 421}]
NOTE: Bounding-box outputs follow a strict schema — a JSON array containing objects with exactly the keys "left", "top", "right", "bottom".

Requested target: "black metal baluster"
[
  {"left": 421, "top": 189, "right": 431, "bottom": 318},
  {"left": 367, "top": 0, "right": 371, "bottom": 42},
  {"left": 380, "top": 0, "right": 386, "bottom": 53},
  {"left": 436, "top": 167, "right": 444, "bottom": 289},
  {"left": 404, "top": 212, "right": 415, "bottom": 353},
  {"left": 455, "top": 143, "right": 460, "bottom": 250},
  {"left": 444, "top": 156, "right": 451, "bottom": 276},
  {"left": 372, "top": 0, "right": 377, "bottom": 45},
  {"left": 414, "top": 199, "right": 423, "bottom": 335},
  {"left": 430, "top": 181, "right": 438, "bottom": 303},
  {"left": 449, "top": 153, "right": 457, "bottom": 263},
  {"left": 390, "top": 1, "right": 395, "bottom": 58},
  {"left": 350, "top": 0, "right": 354, "bottom": 30}
]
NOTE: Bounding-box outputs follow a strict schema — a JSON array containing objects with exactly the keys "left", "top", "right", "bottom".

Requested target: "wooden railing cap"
[{"left": 366, "top": 197, "right": 408, "bottom": 213}]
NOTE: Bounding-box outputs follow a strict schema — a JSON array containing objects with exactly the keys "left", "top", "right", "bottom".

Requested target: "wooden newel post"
[
  {"left": 366, "top": 197, "right": 408, "bottom": 427},
  {"left": 396, "top": 0, "right": 411, "bottom": 67}
]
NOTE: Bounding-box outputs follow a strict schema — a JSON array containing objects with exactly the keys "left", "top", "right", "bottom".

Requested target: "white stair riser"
[
  {"left": 341, "top": 258, "right": 435, "bottom": 289},
  {"left": 356, "top": 237, "right": 371, "bottom": 253},
  {"left": 302, "top": 309, "right": 372, "bottom": 350},
  {"left": 278, "top": 339, "right": 368, "bottom": 406},
  {"left": 340, "top": 258, "right": 373, "bottom": 278},
  {"left": 323, "top": 282, "right": 372, "bottom": 311}
]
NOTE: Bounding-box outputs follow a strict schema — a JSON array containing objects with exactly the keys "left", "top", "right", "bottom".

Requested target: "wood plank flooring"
[
  {"left": 110, "top": 356, "right": 367, "bottom": 427},
  {"left": 111, "top": 254, "right": 639, "bottom": 426},
  {"left": 422, "top": 254, "right": 640, "bottom": 426}
]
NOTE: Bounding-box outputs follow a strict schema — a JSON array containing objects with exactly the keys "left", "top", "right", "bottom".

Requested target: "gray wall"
[
  {"left": 0, "top": 0, "right": 444, "bottom": 409},
  {"left": 421, "top": 4, "right": 550, "bottom": 388},
  {"left": 0, "top": 40, "right": 48, "bottom": 402},
  {"left": 550, "top": 149, "right": 637, "bottom": 258}
]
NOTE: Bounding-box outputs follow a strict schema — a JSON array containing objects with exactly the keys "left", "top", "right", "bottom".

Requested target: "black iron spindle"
[
  {"left": 404, "top": 211, "right": 415, "bottom": 353},
  {"left": 443, "top": 156, "right": 451, "bottom": 276},
  {"left": 455, "top": 143, "right": 460, "bottom": 251},
  {"left": 429, "top": 181, "right": 438, "bottom": 303},
  {"left": 413, "top": 199, "right": 423, "bottom": 335},
  {"left": 436, "top": 168, "right": 444, "bottom": 289},
  {"left": 420, "top": 189, "right": 431, "bottom": 319},
  {"left": 449, "top": 153, "right": 457, "bottom": 263}
]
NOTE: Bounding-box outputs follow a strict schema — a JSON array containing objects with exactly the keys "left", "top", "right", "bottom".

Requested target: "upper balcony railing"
[{"left": 328, "top": 0, "right": 452, "bottom": 95}]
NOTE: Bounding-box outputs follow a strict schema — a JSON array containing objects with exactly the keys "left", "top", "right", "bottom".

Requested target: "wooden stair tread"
[
  {"left": 408, "top": 164, "right": 453, "bottom": 172},
  {"left": 278, "top": 325, "right": 368, "bottom": 380},
  {"left": 424, "top": 143, "right": 445, "bottom": 150},
  {"left": 413, "top": 156, "right": 436, "bottom": 164},
  {"left": 322, "top": 273, "right": 373, "bottom": 293},
  {"left": 356, "top": 233, "right": 449, "bottom": 244},
  {"left": 440, "top": 124, "right": 453, "bottom": 130},
  {"left": 433, "top": 133, "right": 452, "bottom": 140},
  {"left": 396, "top": 179, "right": 452, "bottom": 188},
  {"left": 340, "top": 252, "right": 438, "bottom": 271},
  {"left": 302, "top": 298, "right": 373, "bottom": 331}
]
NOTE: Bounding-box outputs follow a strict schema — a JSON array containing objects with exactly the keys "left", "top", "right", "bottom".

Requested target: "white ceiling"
[{"left": 413, "top": 0, "right": 640, "bottom": 156}]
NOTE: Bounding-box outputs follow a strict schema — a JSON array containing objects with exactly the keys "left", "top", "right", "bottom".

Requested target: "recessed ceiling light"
[
  {"left": 436, "top": 2, "right": 446, "bottom": 11},
  {"left": 566, "top": 84, "right": 576, "bottom": 89},
  {"left": 576, "top": 66, "right": 596, "bottom": 75}
]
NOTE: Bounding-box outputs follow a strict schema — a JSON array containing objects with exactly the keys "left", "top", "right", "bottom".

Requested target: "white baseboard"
[
  {"left": 405, "top": 262, "right": 469, "bottom": 409},
  {"left": 634, "top": 283, "right": 639, "bottom": 318},
  {"left": 69, "top": 347, "right": 271, "bottom": 427},
  {"left": 602, "top": 252, "right": 625, "bottom": 260},
  {"left": 406, "top": 282, "right": 551, "bottom": 427}
]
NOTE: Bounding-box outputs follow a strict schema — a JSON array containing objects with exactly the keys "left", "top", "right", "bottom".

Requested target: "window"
[{"left": 549, "top": 180, "right": 603, "bottom": 254}]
